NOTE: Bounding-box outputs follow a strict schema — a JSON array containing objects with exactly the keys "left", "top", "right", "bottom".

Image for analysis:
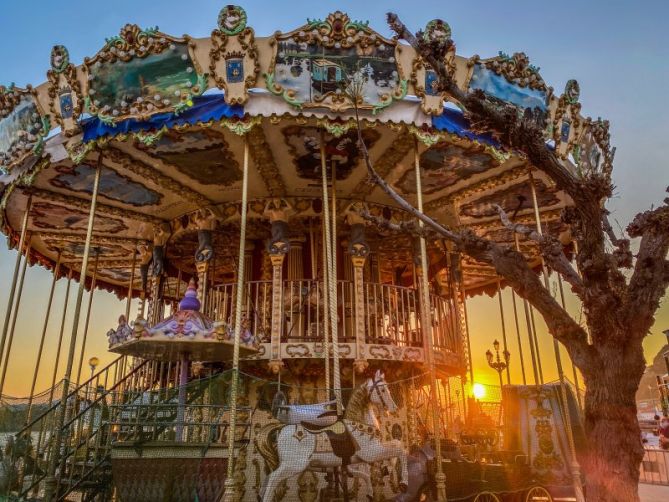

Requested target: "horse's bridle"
[{"left": 369, "top": 376, "right": 391, "bottom": 410}]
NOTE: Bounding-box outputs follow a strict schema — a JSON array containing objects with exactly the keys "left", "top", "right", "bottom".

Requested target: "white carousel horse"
[{"left": 257, "top": 370, "right": 408, "bottom": 501}]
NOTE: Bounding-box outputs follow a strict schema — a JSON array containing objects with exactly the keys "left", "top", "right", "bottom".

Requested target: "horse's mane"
[{"left": 344, "top": 381, "right": 369, "bottom": 423}]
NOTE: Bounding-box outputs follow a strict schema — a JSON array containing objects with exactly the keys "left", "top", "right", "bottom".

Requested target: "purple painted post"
[{"left": 176, "top": 353, "right": 189, "bottom": 441}]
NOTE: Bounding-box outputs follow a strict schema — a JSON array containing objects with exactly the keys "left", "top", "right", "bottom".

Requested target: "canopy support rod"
[
  {"left": 496, "top": 280, "right": 511, "bottom": 384},
  {"left": 0, "top": 195, "right": 31, "bottom": 376},
  {"left": 76, "top": 251, "right": 100, "bottom": 384},
  {"left": 0, "top": 235, "right": 32, "bottom": 397},
  {"left": 44, "top": 153, "right": 102, "bottom": 502},
  {"left": 25, "top": 251, "right": 62, "bottom": 425},
  {"left": 528, "top": 169, "right": 585, "bottom": 502},
  {"left": 222, "top": 134, "right": 250, "bottom": 502},
  {"left": 414, "top": 140, "right": 447, "bottom": 501}
]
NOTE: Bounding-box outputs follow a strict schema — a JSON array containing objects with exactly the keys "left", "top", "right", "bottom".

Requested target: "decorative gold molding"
[{"left": 246, "top": 125, "right": 286, "bottom": 196}]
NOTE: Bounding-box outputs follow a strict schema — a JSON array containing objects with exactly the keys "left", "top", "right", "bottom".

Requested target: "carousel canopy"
[{"left": 0, "top": 7, "right": 613, "bottom": 296}]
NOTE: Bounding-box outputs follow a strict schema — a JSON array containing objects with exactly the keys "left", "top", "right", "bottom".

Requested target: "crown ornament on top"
[{"left": 299, "top": 11, "right": 373, "bottom": 47}]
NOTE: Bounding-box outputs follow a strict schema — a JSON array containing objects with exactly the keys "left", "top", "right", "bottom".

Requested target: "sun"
[{"left": 472, "top": 383, "right": 486, "bottom": 400}]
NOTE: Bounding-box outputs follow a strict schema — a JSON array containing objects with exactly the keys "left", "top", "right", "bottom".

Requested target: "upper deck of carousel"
[{"left": 0, "top": 8, "right": 613, "bottom": 298}]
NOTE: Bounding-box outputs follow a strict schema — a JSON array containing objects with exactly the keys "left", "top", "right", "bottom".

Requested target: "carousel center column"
[{"left": 265, "top": 199, "right": 293, "bottom": 374}]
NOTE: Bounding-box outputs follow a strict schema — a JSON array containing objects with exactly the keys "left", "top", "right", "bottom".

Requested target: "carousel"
[{"left": 0, "top": 5, "right": 605, "bottom": 501}]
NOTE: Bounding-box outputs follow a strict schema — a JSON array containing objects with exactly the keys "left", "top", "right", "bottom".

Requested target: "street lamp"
[
  {"left": 88, "top": 356, "right": 99, "bottom": 381},
  {"left": 486, "top": 339, "right": 510, "bottom": 389}
]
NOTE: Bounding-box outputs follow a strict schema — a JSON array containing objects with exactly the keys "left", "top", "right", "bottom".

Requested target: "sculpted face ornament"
[
  {"left": 218, "top": 5, "right": 247, "bottom": 35},
  {"left": 565, "top": 79, "right": 580, "bottom": 105},
  {"left": 423, "top": 19, "right": 452, "bottom": 44},
  {"left": 50, "top": 45, "right": 70, "bottom": 74}
]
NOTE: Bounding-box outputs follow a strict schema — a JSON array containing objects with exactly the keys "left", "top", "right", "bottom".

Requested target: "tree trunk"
[{"left": 582, "top": 342, "right": 646, "bottom": 502}]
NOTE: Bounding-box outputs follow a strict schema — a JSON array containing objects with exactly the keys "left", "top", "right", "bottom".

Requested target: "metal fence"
[{"left": 640, "top": 448, "right": 669, "bottom": 485}]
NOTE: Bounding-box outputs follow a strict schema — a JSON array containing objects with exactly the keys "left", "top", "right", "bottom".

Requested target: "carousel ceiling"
[{"left": 0, "top": 7, "right": 612, "bottom": 296}]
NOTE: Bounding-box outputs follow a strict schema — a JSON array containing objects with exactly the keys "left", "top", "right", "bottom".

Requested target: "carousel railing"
[
  {"left": 106, "top": 402, "right": 252, "bottom": 446},
  {"left": 207, "top": 280, "right": 461, "bottom": 355}
]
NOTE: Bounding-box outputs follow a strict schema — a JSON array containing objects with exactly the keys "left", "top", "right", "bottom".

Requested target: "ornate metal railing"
[
  {"left": 9, "top": 355, "right": 157, "bottom": 501},
  {"left": 208, "top": 279, "right": 461, "bottom": 356},
  {"left": 107, "top": 403, "right": 252, "bottom": 446}
]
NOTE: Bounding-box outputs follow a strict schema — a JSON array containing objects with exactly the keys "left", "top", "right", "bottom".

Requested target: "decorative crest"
[
  {"left": 218, "top": 5, "right": 247, "bottom": 35},
  {"left": 47, "top": 44, "right": 83, "bottom": 135}
]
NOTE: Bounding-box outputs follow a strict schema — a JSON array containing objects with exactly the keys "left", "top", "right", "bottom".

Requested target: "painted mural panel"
[
  {"left": 144, "top": 130, "right": 242, "bottom": 186},
  {"left": 282, "top": 125, "right": 380, "bottom": 180},
  {"left": 50, "top": 164, "right": 162, "bottom": 207},
  {"left": 0, "top": 95, "right": 46, "bottom": 168},
  {"left": 469, "top": 64, "right": 547, "bottom": 128},
  {"left": 397, "top": 143, "right": 497, "bottom": 194},
  {"left": 274, "top": 40, "right": 399, "bottom": 106},
  {"left": 30, "top": 201, "right": 127, "bottom": 233},
  {"left": 459, "top": 179, "right": 559, "bottom": 219},
  {"left": 87, "top": 43, "right": 198, "bottom": 118}
]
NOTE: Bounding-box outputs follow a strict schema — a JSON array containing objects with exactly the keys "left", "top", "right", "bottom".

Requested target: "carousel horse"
[{"left": 257, "top": 370, "right": 408, "bottom": 501}]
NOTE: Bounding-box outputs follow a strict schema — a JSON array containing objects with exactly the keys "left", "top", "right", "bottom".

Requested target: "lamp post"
[
  {"left": 486, "top": 339, "right": 510, "bottom": 390},
  {"left": 88, "top": 356, "right": 99, "bottom": 387}
]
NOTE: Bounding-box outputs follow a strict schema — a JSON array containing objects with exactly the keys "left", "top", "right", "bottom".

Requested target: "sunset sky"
[{"left": 0, "top": 0, "right": 667, "bottom": 396}]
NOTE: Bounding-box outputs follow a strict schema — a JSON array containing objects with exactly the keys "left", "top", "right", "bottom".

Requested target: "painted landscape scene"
[
  {"left": 0, "top": 97, "right": 41, "bottom": 154},
  {"left": 88, "top": 43, "right": 198, "bottom": 114},
  {"left": 469, "top": 64, "right": 548, "bottom": 128},
  {"left": 273, "top": 39, "right": 400, "bottom": 106}
]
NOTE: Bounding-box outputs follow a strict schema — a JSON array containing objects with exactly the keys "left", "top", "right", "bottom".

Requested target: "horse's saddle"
[
  {"left": 301, "top": 419, "right": 359, "bottom": 466},
  {"left": 275, "top": 400, "right": 338, "bottom": 426}
]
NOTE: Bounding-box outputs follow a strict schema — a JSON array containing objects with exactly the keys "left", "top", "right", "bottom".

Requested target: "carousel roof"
[{"left": 0, "top": 8, "right": 613, "bottom": 296}]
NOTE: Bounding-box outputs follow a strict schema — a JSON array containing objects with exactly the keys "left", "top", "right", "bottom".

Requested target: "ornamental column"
[
  {"left": 346, "top": 205, "right": 370, "bottom": 374},
  {"left": 192, "top": 208, "right": 217, "bottom": 312},
  {"left": 265, "top": 199, "right": 293, "bottom": 374}
]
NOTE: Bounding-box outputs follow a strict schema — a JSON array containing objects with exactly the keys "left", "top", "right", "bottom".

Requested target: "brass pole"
[
  {"left": 0, "top": 195, "right": 31, "bottom": 372},
  {"left": 514, "top": 233, "right": 541, "bottom": 385},
  {"left": 44, "top": 155, "right": 102, "bottom": 501},
  {"left": 126, "top": 247, "right": 137, "bottom": 320},
  {"left": 319, "top": 131, "right": 331, "bottom": 397},
  {"left": 222, "top": 135, "right": 250, "bottom": 502},
  {"left": 414, "top": 141, "right": 447, "bottom": 501},
  {"left": 47, "top": 269, "right": 73, "bottom": 406},
  {"left": 510, "top": 289, "right": 527, "bottom": 385},
  {"left": 496, "top": 280, "right": 511, "bottom": 384},
  {"left": 527, "top": 169, "right": 585, "bottom": 502},
  {"left": 75, "top": 251, "right": 100, "bottom": 384},
  {"left": 329, "top": 158, "right": 341, "bottom": 409},
  {"left": 26, "top": 252, "right": 62, "bottom": 425},
  {"left": 556, "top": 274, "right": 583, "bottom": 409},
  {"left": 0, "top": 235, "right": 32, "bottom": 397}
]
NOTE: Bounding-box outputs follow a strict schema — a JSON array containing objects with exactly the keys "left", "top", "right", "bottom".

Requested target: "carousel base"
[{"left": 110, "top": 443, "right": 241, "bottom": 502}]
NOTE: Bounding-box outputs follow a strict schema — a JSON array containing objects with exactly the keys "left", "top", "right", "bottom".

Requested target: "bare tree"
[{"left": 349, "top": 13, "right": 669, "bottom": 502}]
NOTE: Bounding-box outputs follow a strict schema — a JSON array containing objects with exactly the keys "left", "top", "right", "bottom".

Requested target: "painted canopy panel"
[
  {"left": 50, "top": 163, "right": 162, "bottom": 207},
  {"left": 396, "top": 143, "right": 498, "bottom": 195}
]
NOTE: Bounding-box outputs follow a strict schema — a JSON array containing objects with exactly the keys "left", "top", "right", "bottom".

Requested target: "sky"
[{"left": 0, "top": 0, "right": 667, "bottom": 396}]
